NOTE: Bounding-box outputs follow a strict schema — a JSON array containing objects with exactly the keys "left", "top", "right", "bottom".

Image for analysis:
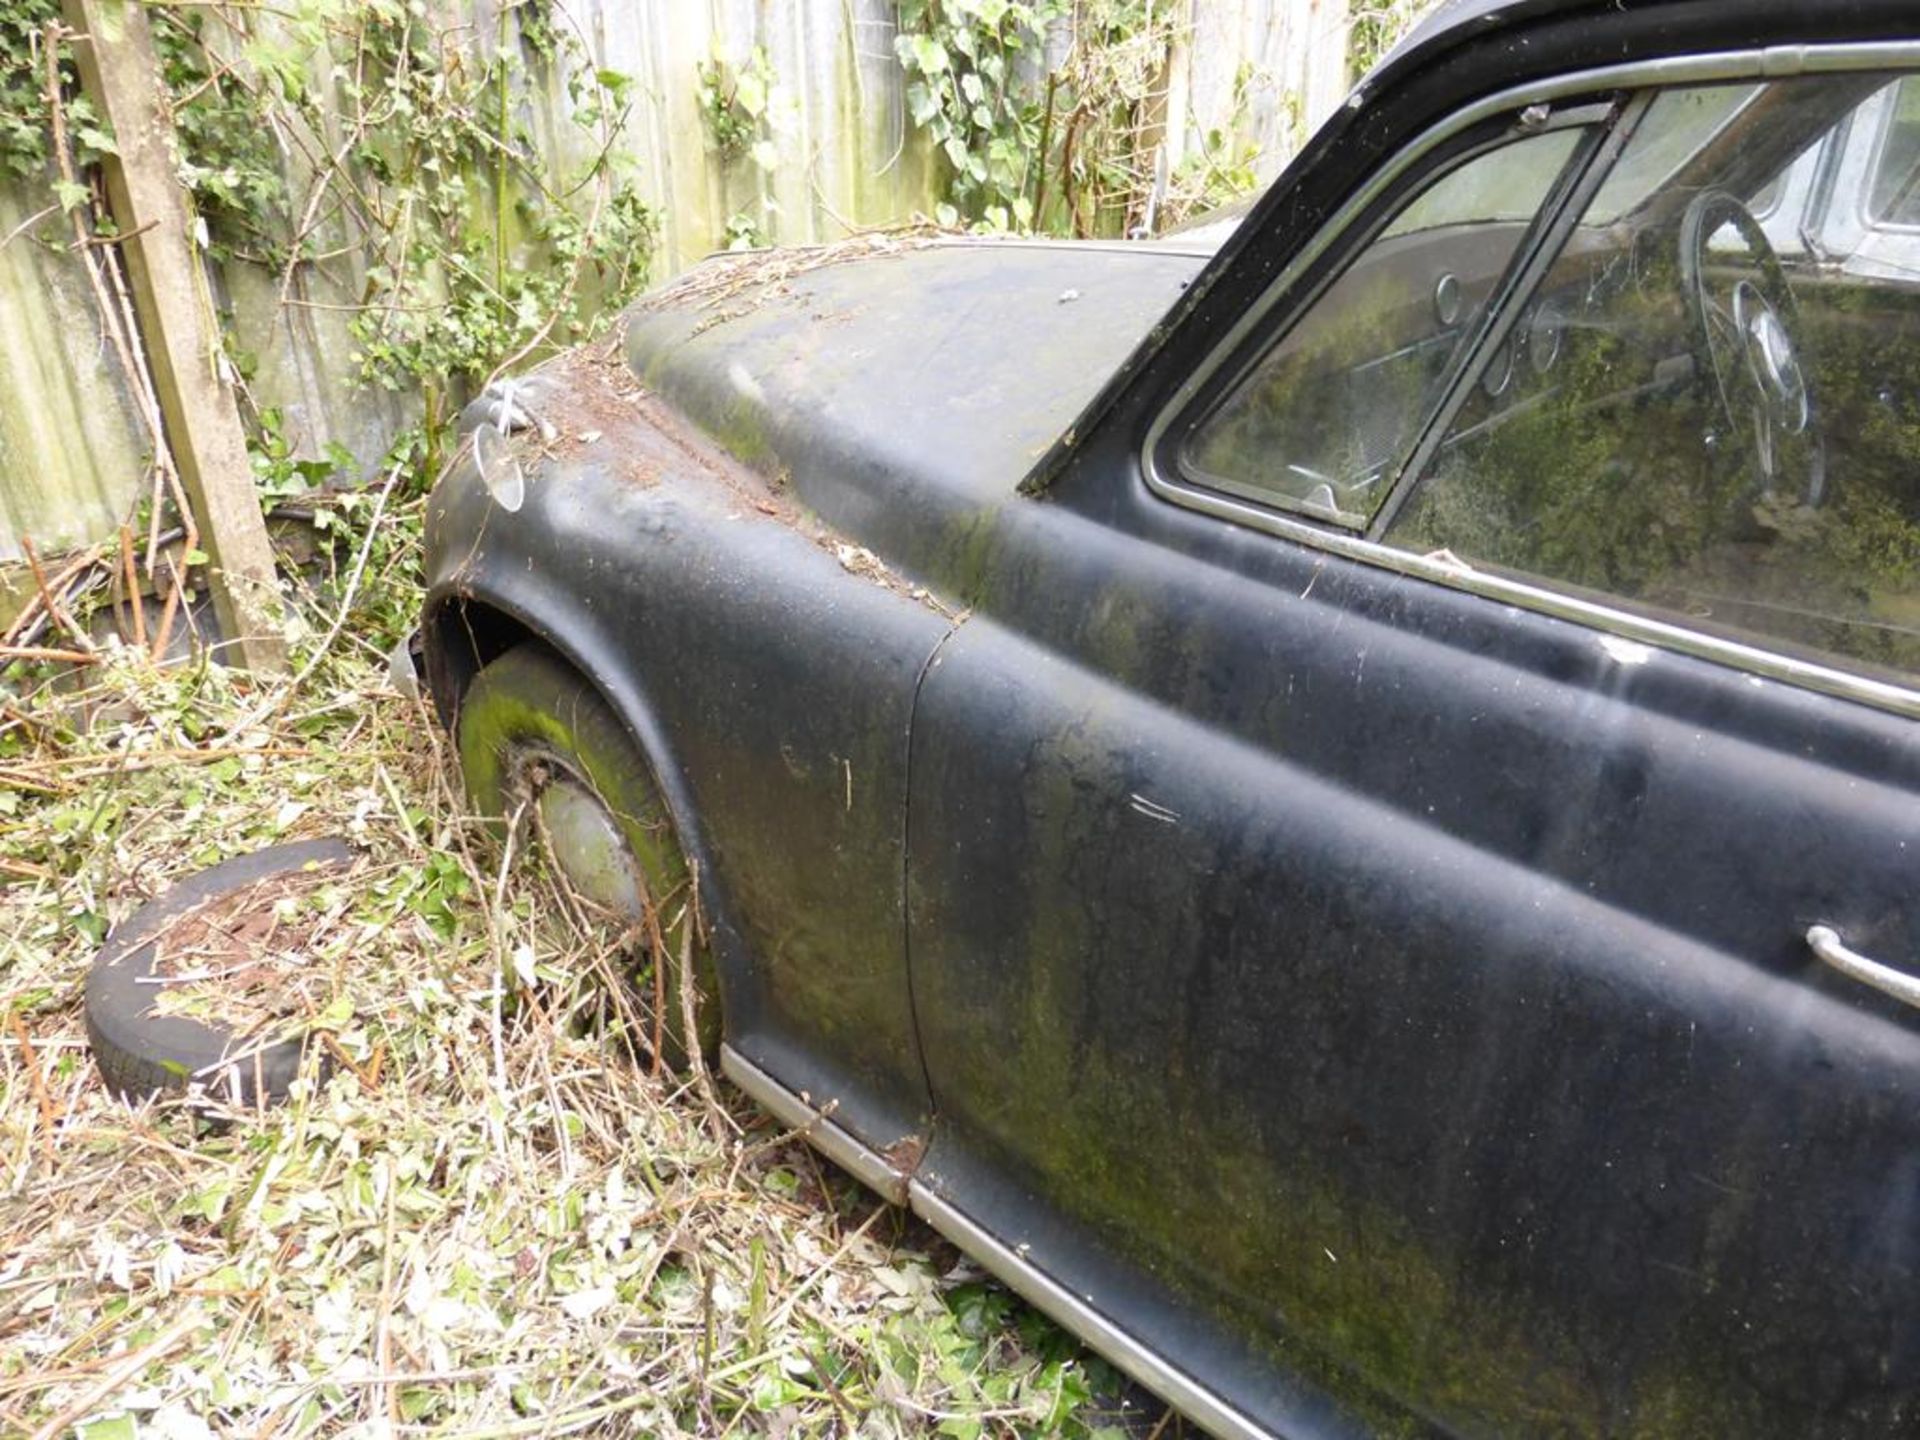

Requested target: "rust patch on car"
[
  {"left": 882, "top": 1132, "right": 928, "bottom": 1177},
  {"left": 493, "top": 330, "right": 962, "bottom": 623}
]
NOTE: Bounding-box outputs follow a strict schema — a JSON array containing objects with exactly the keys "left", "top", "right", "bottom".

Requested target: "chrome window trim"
[{"left": 1142, "top": 42, "right": 1920, "bottom": 722}]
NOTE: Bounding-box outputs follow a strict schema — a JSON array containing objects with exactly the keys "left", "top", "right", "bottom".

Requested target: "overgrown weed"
[{"left": 0, "top": 502, "right": 1150, "bottom": 1439}]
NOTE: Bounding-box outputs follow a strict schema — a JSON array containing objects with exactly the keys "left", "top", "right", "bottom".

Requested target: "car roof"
[
  {"left": 1397, "top": 0, "right": 1521, "bottom": 47},
  {"left": 1374, "top": 0, "right": 1826, "bottom": 80},
  {"left": 1376, "top": 0, "right": 1607, "bottom": 75}
]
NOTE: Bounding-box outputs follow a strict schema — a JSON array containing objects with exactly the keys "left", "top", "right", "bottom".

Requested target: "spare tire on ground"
[{"left": 85, "top": 837, "right": 358, "bottom": 1109}]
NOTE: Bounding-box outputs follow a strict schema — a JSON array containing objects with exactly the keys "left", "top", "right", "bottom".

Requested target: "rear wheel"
[{"left": 455, "top": 643, "right": 719, "bottom": 1062}]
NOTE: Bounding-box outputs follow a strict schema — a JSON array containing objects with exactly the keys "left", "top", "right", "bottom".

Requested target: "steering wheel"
[{"left": 1677, "top": 188, "right": 1826, "bottom": 508}]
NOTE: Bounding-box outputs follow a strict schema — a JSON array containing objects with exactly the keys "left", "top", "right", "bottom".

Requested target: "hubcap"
[{"left": 535, "top": 773, "right": 648, "bottom": 919}]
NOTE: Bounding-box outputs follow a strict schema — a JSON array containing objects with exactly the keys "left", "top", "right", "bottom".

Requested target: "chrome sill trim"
[
  {"left": 910, "top": 1182, "right": 1276, "bottom": 1440},
  {"left": 1141, "top": 40, "right": 1920, "bottom": 723},
  {"left": 718, "top": 1044, "right": 908, "bottom": 1204},
  {"left": 722, "top": 1044, "right": 1282, "bottom": 1438}
]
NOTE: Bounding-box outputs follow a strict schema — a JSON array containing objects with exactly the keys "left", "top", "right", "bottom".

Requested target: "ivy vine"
[
  {"left": 153, "top": 13, "right": 287, "bottom": 261},
  {"left": 1, "top": 0, "right": 113, "bottom": 186},
  {"left": 3, "top": 0, "right": 658, "bottom": 483},
  {"left": 1349, "top": 1, "right": 1430, "bottom": 81},
  {"left": 695, "top": 44, "right": 780, "bottom": 170},
  {"left": 895, "top": 0, "right": 1057, "bottom": 230},
  {"left": 891, "top": 0, "right": 1270, "bottom": 238}
]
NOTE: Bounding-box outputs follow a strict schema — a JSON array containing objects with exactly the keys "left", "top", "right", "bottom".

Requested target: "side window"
[
  {"left": 1385, "top": 75, "right": 1920, "bottom": 680},
  {"left": 1181, "top": 127, "right": 1585, "bottom": 526}
]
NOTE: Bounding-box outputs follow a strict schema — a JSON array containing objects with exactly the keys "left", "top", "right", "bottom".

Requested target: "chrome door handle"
[{"left": 1807, "top": 925, "right": 1920, "bottom": 1011}]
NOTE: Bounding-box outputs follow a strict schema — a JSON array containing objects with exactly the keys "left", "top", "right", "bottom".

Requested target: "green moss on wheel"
[{"left": 456, "top": 643, "right": 721, "bottom": 1062}]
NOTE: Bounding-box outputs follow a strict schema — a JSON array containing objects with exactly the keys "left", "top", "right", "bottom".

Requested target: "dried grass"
[
  {"left": 0, "top": 512, "right": 1157, "bottom": 1438},
  {"left": 634, "top": 227, "right": 955, "bottom": 337},
  {"left": 144, "top": 862, "right": 363, "bottom": 1039}
]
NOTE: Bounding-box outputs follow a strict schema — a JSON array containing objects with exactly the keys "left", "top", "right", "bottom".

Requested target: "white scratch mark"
[
  {"left": 1128, "top": 793, "right": 1180, "bottom": 825},
  {"left": 1598, "top": 635, "right": 1654, "bottom": 667},
  {"left": 727, "top": 360, "right": 764, "bottom": 404}
]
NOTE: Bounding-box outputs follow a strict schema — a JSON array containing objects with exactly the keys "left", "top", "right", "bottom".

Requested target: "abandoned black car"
[{"left": 421, "top": 2, "right": 1920, "bottom": 1435}]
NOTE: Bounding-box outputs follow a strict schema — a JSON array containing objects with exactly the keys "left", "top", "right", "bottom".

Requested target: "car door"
[{"left": 905, "top": 38, "right": 1920, "bottom": 1440}]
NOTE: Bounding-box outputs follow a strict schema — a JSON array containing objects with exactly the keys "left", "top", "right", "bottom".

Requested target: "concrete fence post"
[{"left": 61, "top": 0, "right": 288, "bottom": 673}]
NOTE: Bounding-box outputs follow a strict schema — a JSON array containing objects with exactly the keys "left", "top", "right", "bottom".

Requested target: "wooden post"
[{"left": 61, "top": 0, "right": 287, "bottom": 672}]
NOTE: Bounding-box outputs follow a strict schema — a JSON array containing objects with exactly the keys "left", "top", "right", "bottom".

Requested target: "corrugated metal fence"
[{"left": 0, "top": 0, "right": 1360, "bottom": 563}]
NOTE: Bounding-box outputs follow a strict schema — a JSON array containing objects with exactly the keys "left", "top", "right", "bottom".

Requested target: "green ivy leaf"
[
  {"left": 906, "top": 80, "right": 940, "bottom": 126},
  {"left": 398, "top": 1388, "right": 439, "bottom": 1421},
  {"left": 734, "top": 69, "right": 766, "bottom": 119},
  {"left": 909, "top": 33, "right": 948, "bottom": 75}
]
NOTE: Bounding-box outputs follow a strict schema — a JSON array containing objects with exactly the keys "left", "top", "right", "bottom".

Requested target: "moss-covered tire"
[{"left": 456, "top": 643, "right": 719, "bottom": 1062}]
